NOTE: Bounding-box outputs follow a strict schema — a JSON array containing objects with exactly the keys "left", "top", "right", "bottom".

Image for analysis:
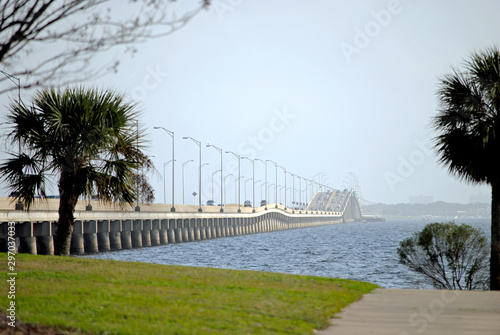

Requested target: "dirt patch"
[{"left": 0, "top": 310, "right": 70, "bottom": 335}]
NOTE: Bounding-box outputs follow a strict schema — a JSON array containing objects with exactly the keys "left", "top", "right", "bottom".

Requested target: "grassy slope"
[{"left": 0, "top": 254, "right": 378, "bottom": 334}]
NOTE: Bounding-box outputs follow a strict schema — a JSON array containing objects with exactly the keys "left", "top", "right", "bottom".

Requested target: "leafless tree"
[
  {"left": 133, "top": 172, "right": 155, "bottom": 204},
  {"left": 0, "top": 0, "right": 210, "bottom": 95}
]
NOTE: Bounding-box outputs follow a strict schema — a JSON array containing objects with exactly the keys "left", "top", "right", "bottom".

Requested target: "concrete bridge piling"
[
  {"left": 1, "top": 209, "right": 347, "bottom": 256},
  {"left": 121, "top": 220, "right": 133, "bottom": 250},
  {"left": 0, "top": 191, "right": 364, "bottom": 256}
]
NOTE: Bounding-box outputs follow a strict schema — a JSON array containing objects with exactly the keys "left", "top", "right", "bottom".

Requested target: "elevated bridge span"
[{"left": 0, "top": 192, "right": 364, "bottom": 256}]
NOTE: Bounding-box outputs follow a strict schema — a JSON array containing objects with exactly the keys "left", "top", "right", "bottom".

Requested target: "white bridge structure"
[{"left": 0, "top": 190, "right": 370, "bottom": 255}]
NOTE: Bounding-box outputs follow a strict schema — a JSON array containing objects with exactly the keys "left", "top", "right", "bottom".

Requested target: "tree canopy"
[
  {"left": 398, "top": 222, "right": 489, "bottom": 290},
  {"left": 432, "top": 46, "right": 500, "bottom": 290},
  {"left": 0, "top": 86, "right": 152, "bottom": 254},
  {"left": 433, "top": 47, "right": 500, "bottom": 184}
]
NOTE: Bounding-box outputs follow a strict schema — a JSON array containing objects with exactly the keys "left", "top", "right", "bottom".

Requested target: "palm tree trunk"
[
  {"left": 491, "top": 181, "right": 500, "bottom": 290},
  {"left": 54, "top": 173, "right": 79, "bottom": 256}
]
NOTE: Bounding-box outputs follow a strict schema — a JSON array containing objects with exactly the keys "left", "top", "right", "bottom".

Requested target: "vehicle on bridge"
[
  {"left": 260, "top": 200, "right": 267, "bottom": 207},
  {"left": 206, "top": 200, "right": 216, "bottom": 206},
  {"left": 244, "top": 200, "right": 252, "bottom": 207}
]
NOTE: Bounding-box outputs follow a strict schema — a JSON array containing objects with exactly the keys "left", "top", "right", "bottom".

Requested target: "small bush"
[{"left": 398, "top": 222, "right": 489, "bottom": 290}]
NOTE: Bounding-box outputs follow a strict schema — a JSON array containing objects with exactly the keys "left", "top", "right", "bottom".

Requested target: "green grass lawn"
[{"left": 1, "top": 253, "right": 378, "bottom": 334}]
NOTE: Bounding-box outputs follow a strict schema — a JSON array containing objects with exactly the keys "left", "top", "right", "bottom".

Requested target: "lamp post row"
[
  {"left": 207, "top": 144, "right": 224, "bottom": 212},
  {"left": 180, "top": 136, "right": 202, "bottom": 212},
  {"left": 1, "top": 69, "right": 334, "bottom": 212},
  {"left": 154, "top": 126, "right": 334, "bottom": 211}
]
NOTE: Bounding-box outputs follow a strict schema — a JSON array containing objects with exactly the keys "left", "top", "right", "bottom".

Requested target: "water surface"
[{"left": 82, "top": 218, "right": 491, "bottom": 288}]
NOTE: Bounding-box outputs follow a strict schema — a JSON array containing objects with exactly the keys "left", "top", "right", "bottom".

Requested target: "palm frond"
[
  {"left": 1, "top": 86, "right": 153, "bottom": 210},
  {"left": 432, "top": 46, "right": 500, "bottom": 185},
  {"left": 0, "top": 152, "right": 47, "bottom": 208}
]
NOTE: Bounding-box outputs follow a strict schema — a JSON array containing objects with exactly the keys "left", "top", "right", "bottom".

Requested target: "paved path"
[{"left": 316, "top": 289, "right": 500, "bottom": 335}]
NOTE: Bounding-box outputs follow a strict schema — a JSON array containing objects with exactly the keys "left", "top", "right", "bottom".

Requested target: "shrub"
[{"left": 398, "top": 222, "right": 489, "bottom": 290}]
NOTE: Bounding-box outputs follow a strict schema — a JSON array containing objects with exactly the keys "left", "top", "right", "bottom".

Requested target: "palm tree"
[
  {"left": 0, "top": 87, "right": 151, "bottom": 255},
  {"left": 432, "top": 46, "right": 500, "bottom": 290}
]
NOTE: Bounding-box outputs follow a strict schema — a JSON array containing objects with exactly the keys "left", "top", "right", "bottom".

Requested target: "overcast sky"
[{"left": 2, "top": 0, "right": 499, "bottom": 205}]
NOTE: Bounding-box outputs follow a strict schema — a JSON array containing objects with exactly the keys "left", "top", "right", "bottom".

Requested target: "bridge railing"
[{"left": 0, "top": 206, "right": 345, "bottom": 256}]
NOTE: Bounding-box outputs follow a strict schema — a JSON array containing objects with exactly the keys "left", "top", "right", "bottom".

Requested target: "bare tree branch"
[{"left": 0, "top": 0, "right": 211, "bottom": 95}]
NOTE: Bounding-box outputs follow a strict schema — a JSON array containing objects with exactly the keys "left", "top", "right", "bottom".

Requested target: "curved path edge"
[{"left": 316, "top": 288, "right": 500, "bottom": 335}]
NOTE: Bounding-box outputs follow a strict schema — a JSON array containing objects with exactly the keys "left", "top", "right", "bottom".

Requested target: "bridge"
[{"left": 0, "top": 189, "right": 367, "bottom": 256}]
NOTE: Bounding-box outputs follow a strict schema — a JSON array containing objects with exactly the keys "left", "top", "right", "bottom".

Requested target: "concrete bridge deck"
[
  {"left": 0, "top": 198, "right": 343, "bottom": 222},
  {"left": 0, "top": 195, "right": 359, "bottom": 256}
]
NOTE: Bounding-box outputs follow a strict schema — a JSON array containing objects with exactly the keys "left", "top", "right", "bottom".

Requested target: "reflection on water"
[{"left": 81, "top": 218, "right": 490, "bottom": 288}]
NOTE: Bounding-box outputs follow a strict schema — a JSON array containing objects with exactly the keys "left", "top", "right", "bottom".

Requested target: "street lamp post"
[
  {"left": 260, "top": 182, "right": 265, "bottom": 203},
  {"left": 183, "top": 136, "right": 202, "bottom": 212},
  {"left": 242, "top": 157, "right": 256, "bottom": 212},
  {"left": 266, "top": 160, "right": 278, "bottom": 208},
  {"left": 255, "top": 159, "right": 268, "bottom": 209},
  {"left": 319, "top": 172, "right": 326, "bottom": 191},
  {"left": 163, "top": 160, "right": 175, "bottom": 204},
  {"left": 317, "top": 174, "right": 322, "bottom": 192},
  {"left": 278, "top": 165, "right": 287, "bottom": 209},
  {"left": 226, "top": 151, "right": 241, "bottom": 213},
  {"left": 312, "top": 180, "right": 316, "bottom": 205},
  {"left": 207, "top": 143, "right": 224, "bottom": 212},
  {"left": 289, "top": 172, "right": 295, "bottom": 212},
  {"left": 268, "top": 183, "right": 275, "bottom": 202},
  {"left": 201, "top": 162, "right": 210, "bottom": 203},
  {"left": 304, "top": 178, "right": 309, "bottom": 212},
  {"left": 211, "top": 170, "right": 221, "bottom": 203},
  {"left": 311, "top": 180, "right": 316, "bottom": 209},
  {"left": 287, "top": 187, "right": 292, "bottom": 208},
  {"left": 154, "top": 126, "right": 176, "bottom": 212},
  {"left": 254, "top": 179, "right": 261, "bottom": 207},
  {"left": 182, "top": 160, "right": 194, "bottom": 205},
  {"left": 196, "top": 162, "right": 210, "bottom": 207},
  {"left": 295, "top": 175, "right": 302, "bottom": 211},
  {"left": 315, "top": 173, "right": 324, "bottom": 193},
  {"left": 235, "top": 175, "right": 244, "bottom": 208},
  {"left": 244, "top": 177, "right": 253, "bottom": 206},
  {"left": 224, "top": 174, "right": 233, "bottom": 205},
  {"left": 298, "top": 176, "right": 302, "bottom": 211},
  {"left": 312, "top": 173, "right": 319, "bottom": 194}
]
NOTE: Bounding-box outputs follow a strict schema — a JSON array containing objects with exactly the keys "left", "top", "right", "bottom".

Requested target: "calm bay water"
[{"left": 81, "top": 218, "right": 491, "bottom": 288}]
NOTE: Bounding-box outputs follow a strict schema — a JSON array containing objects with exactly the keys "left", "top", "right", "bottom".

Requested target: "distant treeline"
[{"left": 363, "top": 201, "right": 490, "bottom": 218}]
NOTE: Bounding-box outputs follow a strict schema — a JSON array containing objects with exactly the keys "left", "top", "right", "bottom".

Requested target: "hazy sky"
[{"left": 2, "top": 0, "right": 499, "bottom": 205}]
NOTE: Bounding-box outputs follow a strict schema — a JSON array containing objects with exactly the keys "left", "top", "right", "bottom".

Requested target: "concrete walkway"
[{"left": 316, "top": 289, "right": 500, "bottom": 335}]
